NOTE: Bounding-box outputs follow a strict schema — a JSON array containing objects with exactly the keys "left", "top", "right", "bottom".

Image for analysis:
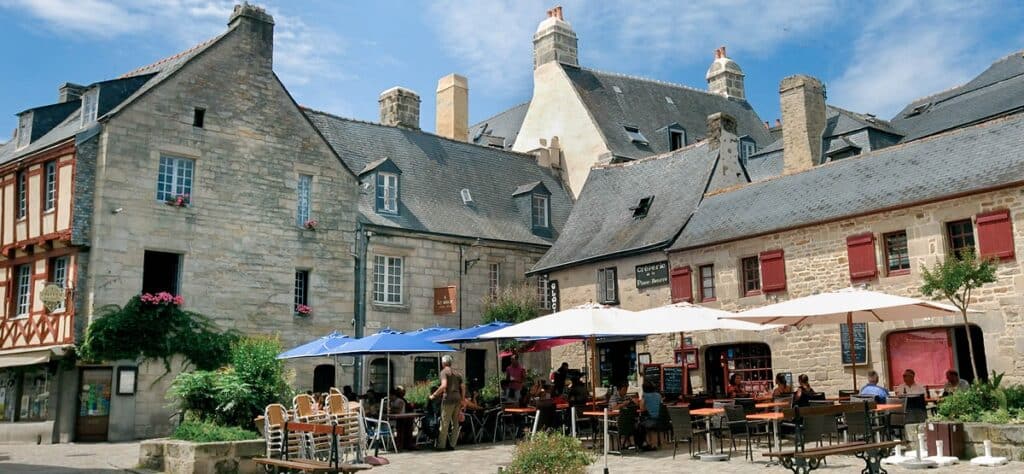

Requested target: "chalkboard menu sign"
[
  {"left": 840, "top": 323, "right": 868, "bottom": 365},
  {"left": 635, "top": 261, "right": 669, "bottom": 289},
  {"left": 642, "top": 364, "right": 662, "bottom": 392},
  {"left": 662, "top": 365, "right": 684, "bottom": 396}
]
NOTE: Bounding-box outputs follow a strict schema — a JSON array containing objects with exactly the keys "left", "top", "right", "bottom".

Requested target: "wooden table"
[
  {"left": 747, "top": 412, "right": 784, "bottom": 452},
  {"left": 503, "top": 407, "right": 537, "bottom": 414},
  {"left": 755, "top": 401, "right": 789, "bottom": 410},
  {"left": 690, "top": 408, "right": 726, "bottom": 460},
  {"left": 386, "top": 412, "right": 422, "bottom": 451},
  {"left": 582, "top": 410, "right": 619, "bottom": 417},
  {"left": 874, "top": 403, "right": 903, "bottom": 412}
]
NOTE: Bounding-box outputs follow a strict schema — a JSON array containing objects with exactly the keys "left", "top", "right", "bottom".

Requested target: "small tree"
[
  {"left": 920, "top": 249, "right": 997, "bottom": 383},
  {"left": 482, "top": 282, "right": 541, "bottom": 352}
]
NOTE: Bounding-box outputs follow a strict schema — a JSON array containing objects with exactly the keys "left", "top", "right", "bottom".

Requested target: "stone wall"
[
  {"left": 139, "top": 438, "right": 266, "bottom": 474},
  {"left": 87, "top": 22, "right": 358, "bottom": 439}
]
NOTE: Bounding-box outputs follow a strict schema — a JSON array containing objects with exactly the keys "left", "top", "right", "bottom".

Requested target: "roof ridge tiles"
[
  {"left": 470, "top": 101, "right": 530, "bottom": 128},
  {"left": 593, "top": 141, "right": 709, "bottom": 170},
  {"left": 710, "top": 111, "right": 1024, "bottom": 195},
  {"left": 119, "top": 35, "right": 223, "bottom": 78},
  {"left": 902, "top": 49, "right": 1024, "bottom": 107},
  {"left": 579, "top": 66, "right": 737, "bottom": 100},
  {"left": 301, "top": 106, "right": 541, "bottom": 161}
]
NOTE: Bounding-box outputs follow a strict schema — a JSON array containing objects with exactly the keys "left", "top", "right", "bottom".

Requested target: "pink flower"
[
  {"left": 173, "top": 295, "right": 185, "bottom": 305},
  {"left": 296, "top": 304, "right": 313, "bottom": 315},
  {"left": 140, "top": 292, "right": 185, "bottom": 306},
  {"left": 304, "top": 219, "right": 318, "bottom": 230}
]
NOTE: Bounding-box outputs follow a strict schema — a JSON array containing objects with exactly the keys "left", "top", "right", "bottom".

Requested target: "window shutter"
[
  {"left": 846, "top": 233, "right": 878, "bottom": 280},
  {"left": 670, "top": 266, "right": 693, "bottom": 303},
  {"left": 375, "top": 173, "right": 385, "bottom": 211},
  {"left": 976, "top": 209, "right": 1015, "bottom": 260},
  {"left": 759, "top": 249, "right": 787, "bottom": 292},
  {"left": 596, "top": 269, "right": 606, "bottom": 303}
]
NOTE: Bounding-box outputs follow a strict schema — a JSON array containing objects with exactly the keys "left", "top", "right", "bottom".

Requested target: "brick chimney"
[
  {"left": 379, "top": 87, "right": 421, "bottom": 130},
  {"left": 228, "top": 3, "right": 275, "bottom": 66},
  {"left": 436, "top": 74, "right": 468, "bottom": 141},
  {"left": 58, "top": 83, "right": 87, "bottom": 103},
  {"left": 779, "top": 75, "right": 826, "bottom": 174},
  {"left": 533, "top": 6, "right": 578, "bottom": 69},
  {"left": 705, "top": 112, "right": 747, "bottom": 192}
]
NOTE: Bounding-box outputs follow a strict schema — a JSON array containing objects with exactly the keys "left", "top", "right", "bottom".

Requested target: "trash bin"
[{"left": 925, "top": 422, "right": 965, "bottom": 458}]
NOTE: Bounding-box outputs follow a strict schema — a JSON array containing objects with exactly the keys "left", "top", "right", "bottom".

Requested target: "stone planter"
[
  {"left": 139, "top": 438, "right": 265, "bottom": 474},
  {"left": 907, "top": 422, "right": 1024, "bottom": 461}
]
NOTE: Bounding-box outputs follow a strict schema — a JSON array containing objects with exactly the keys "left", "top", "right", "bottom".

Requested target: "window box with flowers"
[
  {"left": 303, "top": 219, "right": 318, "bottom": 231},
  {"left": 166, "top": 194, "right": 190, "bottom": 208},
  {"left": 295, "top": 304, "right": 313, "bottom": 317}
]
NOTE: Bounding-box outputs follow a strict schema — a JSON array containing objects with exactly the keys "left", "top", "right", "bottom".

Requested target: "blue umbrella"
[
  {"left": 277, "top": 331, "right": 354, "bottom": 359},
  {"left": 406, "top": 326, "right": 458, "bottom": 342},
  {"left": 334, "top": 330, "right": 455, "bottom": 401},
  {"left": 433, "top": 322, "right": 511, "bottom": 343}
]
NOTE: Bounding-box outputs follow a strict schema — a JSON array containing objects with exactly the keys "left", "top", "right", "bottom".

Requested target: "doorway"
[
  {"left": 597, "top": 340, "right": 637, "bottom": 388},
  {"left": 313, "top": 364, "right": 335, "bottom": 393},
  {"left": 75, "top": 368, "right": 112, "bottom": 442},
  {"left": 465, "top": 349, "right": 486, "bottom": 392},
  {"left": 704, "top": 343, "right": 773, "bottom": 397}
]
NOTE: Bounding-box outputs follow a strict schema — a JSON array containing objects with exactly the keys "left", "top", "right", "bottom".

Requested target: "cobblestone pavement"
[
  {"left": 0, "top": 442, "right": 138, "bottom": 473},
  {"left": 373, "top": 442, "right": 1022, "bottom": 474}
]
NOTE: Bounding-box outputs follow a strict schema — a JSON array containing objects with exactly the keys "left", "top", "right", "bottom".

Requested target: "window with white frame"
[
  {"left": 373, "top": 255, "right": 403, "bottom": 304},
  {"left": 16, "top": 171, "right": 27, "bottom": 219},
  {"left": 297, "top": 174, "right": 312, "bottom": 226},
  {"left": 156, "top": 155, "right": 195, "bottom": 203},
  {"left": 536, "top": 274, "right": 550, "bottom": 309},
  {"left": 531, "top": 194, "right": 549, "bottom": 228},
  {"left": 488, "top": 263, "right": 500, "bottom": 300},
  {"left": 49, "top": 256, "right": 69, "bottom": 311},
  {"left": 15, "top": 264, "right": 32, "bottom": 317},
  {"left": 80, "top": 89, "right": 98, "bottom": 127},
  {"left": 44, "top": 161, "right": 57, "bottom": 211},
  {"left": 377, "top": 172, "right": 399, "bottom": 214}
]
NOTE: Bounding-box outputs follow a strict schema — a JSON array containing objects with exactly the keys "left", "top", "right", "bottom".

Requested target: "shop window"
[
  {"left": 414, "top": 356, "right": 439, "bottom": 383},
  {"left": 704, "top": 343, "right": 773, "bottom": 397},
  {"left": 142, "top": 251, "right": 181, "bottom": 295},
  {"left": 20, "top": 369, "right": 50, "bottom": 421},
  {"left": 369, "top": 358, "right": 393, "bottom": 395}
]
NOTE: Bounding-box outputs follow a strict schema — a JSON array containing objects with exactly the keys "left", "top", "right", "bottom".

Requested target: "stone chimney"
[
  {"left": 228, "top": 3, "right": 275, "bottom": 66},
  {"left": 705, "top": 112, "right": 747, "bottom": 192},
  {"left": 706, "top": 46, "right": 745, "bottom": 100},
  {"left": 533, "top": 6, "right": 579, "bottom": 69},
  {"left": 779, "top": 75, "right": 826, "bottom": 174},
  {"left": 379, "top": 87, "right": 421, "bottom": 130},
  {"left": 436, "top": 74, "right": 468, "bottom": 141},
  {"left": 58, "top": 83, "right": 86, "bottom": 103}
]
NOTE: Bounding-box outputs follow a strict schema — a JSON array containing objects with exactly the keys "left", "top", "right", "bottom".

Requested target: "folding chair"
[
  {"left": 293, "top": 394, "right": 331, "bottom": 460},
  {"left": 364, "top": 401, "right": 398, "bottom": 453}
]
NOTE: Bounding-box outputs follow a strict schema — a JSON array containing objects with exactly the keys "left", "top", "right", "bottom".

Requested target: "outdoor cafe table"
[
  {"left": 581, "top": 410, "right": 619, "bottom": 449},
  {"left": 387, "top": 412, "right": 422, "bottom": 451},
  {"left": 504, "top": 407, "right": 537, "bottom": 439},
  {"left": 746, "top": 412, "right": 784, "bottom": 453},
  {"left": 690, "top": 407, "right": 727, "bottom": 461},
  {"left": 755, "top": 401, "right": 789, "bottom": 410}
]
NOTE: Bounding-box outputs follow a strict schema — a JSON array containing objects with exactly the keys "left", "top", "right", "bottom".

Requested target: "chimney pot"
[
  {"left": 58, "top": 82, "right": 87, "bottom": 103},
  {"left": 720, "top": 46, "right": 727, "bottom": 57},
  {"left": 775, "top": 118, "right": 782, "bottom": 127},
  {"left": 379, "top": 86, "right": 421, "bottom": 130},
  {"left": 227, "top": 3, "right": 275, "bottom": 64}
]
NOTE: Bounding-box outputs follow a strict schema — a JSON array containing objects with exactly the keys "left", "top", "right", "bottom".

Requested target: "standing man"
[
  {"left": 943, "top": 369, "right": 970, "bottom": 396},
  {"left": 505, "top": 354, "right": 526, "bottom": 403},
  {"left": 429, "top": 355, "right": 464, "bottom": 451},
  {"left": 897, "top": 369, "right": 927, "bottom": 396}
]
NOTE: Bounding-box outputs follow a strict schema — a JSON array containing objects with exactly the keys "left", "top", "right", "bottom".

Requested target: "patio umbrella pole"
[
  {"left": 848, "top": 312, "right": 857, "bottom": 391},
  {"left": 680, "top": 331, "right": 689, "bottom": 396},
  {"left": 589, "top": 336, "right": 599, "bottom": 403}
]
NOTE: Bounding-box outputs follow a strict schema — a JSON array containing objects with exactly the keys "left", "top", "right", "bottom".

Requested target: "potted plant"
[
  {"left": 304, "top": 219, "right": 318, "bottom": 231},
  {"left": 166, "top": 194, "right": 190, "bottom": 208},
  {"left": 295, "top": 304, "right": 313, "bottom": 316}
]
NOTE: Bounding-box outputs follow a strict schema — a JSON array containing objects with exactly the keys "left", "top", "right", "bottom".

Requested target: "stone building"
[
  {"left": 0, "top": 5, "right": 359, "bottom": 442},
  {"left": 468, "top": 7, "right": 772, "bottom": 197},
  {"left": 303, "top": 79, "right": 572, "bottom": 394},
  {"left": 530, "top": 50, "right": 1024, "bottom": 396}
]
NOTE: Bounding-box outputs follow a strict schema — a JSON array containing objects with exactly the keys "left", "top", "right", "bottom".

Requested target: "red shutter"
[
  {"left": 976, "top": 210, "right": 1015, "bottom": 260},
  {"left": 670, "top": 266, "right": 693, "bottom": 303},
  {"left": 759, "top": 249, "right": 787, "bottom": 292},
  {"left": 846, "top": 233, "right": 878, "bottom": 280}
]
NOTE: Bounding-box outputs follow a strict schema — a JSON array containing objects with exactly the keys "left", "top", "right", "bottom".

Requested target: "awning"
[{"left": 0, "top": 346, "right": 69, "bottom": 369}]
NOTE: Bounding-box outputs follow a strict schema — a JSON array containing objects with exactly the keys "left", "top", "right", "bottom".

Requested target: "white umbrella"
[
  {"left": 634, "top": 302, "right": 778, "bottom": 395},
  {"left": 724, "top": 288, "right": 966, "bottom": 389}
]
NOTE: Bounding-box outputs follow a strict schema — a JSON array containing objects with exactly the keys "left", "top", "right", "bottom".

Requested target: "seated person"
[
  {"left": 389, "top": 386, "right": 407, "bottom": 414},
  {"left": 896, "top": 369, "right": 927, "bottom": 397},
  {"left": 528, "top": 379, "right": 545, "bottom": 400},
  {"left": 342, "top": 385, "right": 357, "bottom": 402},
  {"left": 638, "top": 381, "right": 663, "bottom": 451},
  {"left": 772, "top": 373, "right": 792, "bottom": 397},
  {"left": 942, "top": 369, "right": 969, "bottom": 396},
  {"left": 463, "top": 390, "right": 484, "bottom": 411},
  {"left": 726, "top": 373, "right": 745, "bottom": 398},
  {"left": 567, "top": 376, "right": 589, "bottom": 407},
  {"left": 794, "top": 374, "right": 814, "bottom": 407},
  {"left": 606, "top": 381, "right": 631, "bottom": 410},
  {"left": 859, "top": 371, "right": 888, "bottom": 403}
]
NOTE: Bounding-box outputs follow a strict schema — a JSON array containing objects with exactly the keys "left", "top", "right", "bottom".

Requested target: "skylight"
[
  {"left": 461, "top": 188, "right": 473, "bottom": 205},
  {"left": 632, "top": 196, "right": 654, "bottom": 219},
  {"left": 624, "top": 126, "right": 648, "bottom": 145},
  {"left": 665, "top": 96, "right": 674, "bottom": 104},
  {"left": 612, "top": 85, "right": 622, "bottom": 93}
]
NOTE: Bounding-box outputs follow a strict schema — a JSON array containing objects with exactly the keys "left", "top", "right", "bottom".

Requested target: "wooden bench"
[
  {"left": 253, "top": 457, "right": 371, "bottom": 473},
  {"left": 769, "top": 402, "right": 898, "bottom": 474}
]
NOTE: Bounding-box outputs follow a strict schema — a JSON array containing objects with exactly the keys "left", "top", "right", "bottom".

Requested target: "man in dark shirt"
[
  {"left": 429, "top": 355, "right": 465, "bottom": 450},
  {"left": 552, "top": 362, "right": 569, "bottom": 396}
]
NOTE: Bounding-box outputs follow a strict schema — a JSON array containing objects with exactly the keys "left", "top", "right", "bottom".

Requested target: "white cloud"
[
  {"left": 827, "top": 0, "right": 1009, "bottom": 118},
  {"left": 0, "top": 0, "right": 350, "bottom": 89}
]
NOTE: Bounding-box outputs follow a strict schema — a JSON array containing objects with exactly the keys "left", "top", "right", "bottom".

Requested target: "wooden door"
[{"left": 75, "top": 368, "right": 113, "bottom": 442}]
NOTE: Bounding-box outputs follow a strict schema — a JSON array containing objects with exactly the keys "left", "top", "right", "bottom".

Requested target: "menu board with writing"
[
  {"left": 642, "top": 364, "right": 662, "bottom": 392},
  {"left": 662, "top": 365, "right": 684, "bottom": 396},
  {"left": 840, "top": 323, "right": 868, "bottom": 365}
]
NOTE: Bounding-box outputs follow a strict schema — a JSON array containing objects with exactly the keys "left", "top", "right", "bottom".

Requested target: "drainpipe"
[{"left": 353, "top": 223, "right": 370, "bottom": 394}]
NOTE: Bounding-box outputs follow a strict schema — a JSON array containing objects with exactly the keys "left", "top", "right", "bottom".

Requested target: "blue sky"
[{"left": 1, "top": 0, "right": 1022, "bottom": 138}]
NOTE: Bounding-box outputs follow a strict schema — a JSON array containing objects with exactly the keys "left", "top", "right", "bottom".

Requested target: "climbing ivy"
[{"left": 78, "top": 294, "right": 239, "bottom": 371}]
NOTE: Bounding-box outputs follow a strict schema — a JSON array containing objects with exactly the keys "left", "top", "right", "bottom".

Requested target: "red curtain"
[{"left": 886, "top": 328, "right": 953, "bottom": 388}]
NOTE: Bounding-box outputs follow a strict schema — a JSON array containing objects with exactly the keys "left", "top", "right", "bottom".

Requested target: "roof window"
[
  {"left": 624, "top": 126, "right": 648, "bottom": 145},
  {"left": 80, "top": 88, "right": 99, "bottom": 127},
  {"left": 665, "top": 96, "right": 674, "bottom": 105},
  {"left": 461, "top": 188, "right": 473, "bottom": 205},
  {"left": 904, "top": 102, "right": 931, "bottom": 118},
  {"left": 15, "top": 114, "right": 31, "bottom": 149},
  {"left": 631, "top": 196, "right": 654, "bottom": 219},
  {"left": 612, "top": 85, "right": 622, "bottom": 93}
]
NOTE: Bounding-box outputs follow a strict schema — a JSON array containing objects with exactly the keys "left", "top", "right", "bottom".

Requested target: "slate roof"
[
  {"left": 303, "top": 109, "right": 572, "bottom": 246},
  {"left": 469, "top": 101, "right": 530, "bottom": 149},
  {"left": 891, "top": 50, "right": 1024, "bottom": 142},
  {"left": 670, "top": 114, "right": 1024, "bottom": 251},
  {"left": 531, "top": 142, "right": 717, "bottom": 273},
  {"left": 560, "top": 65, "right": 772, "bottom": 160}
]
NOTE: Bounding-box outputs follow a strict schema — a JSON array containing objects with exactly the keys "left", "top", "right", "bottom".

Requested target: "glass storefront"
[{"left": 0, "top": 367, "right": 53, "bottom": 422}]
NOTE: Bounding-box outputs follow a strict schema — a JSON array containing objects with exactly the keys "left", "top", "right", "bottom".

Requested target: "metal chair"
[
  {"left": 608, "top": 404, "right": 639, "bottom": 454},
  {"left": 364, "top": 401, "right": 397, "bottom": 453},
  {"left": 667, "top": 405, "right": 704, "bottom": 459}
]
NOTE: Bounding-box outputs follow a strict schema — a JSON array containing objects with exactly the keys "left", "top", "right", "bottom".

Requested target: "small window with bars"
[
  {"left": 741, "top": 256, "right": 760, "bottom": 295},
  {"left": 297, "top": 174, "right": 312, "bottom": 227},
  {"left": 945, "top": 219, "right": 975, "bottom": 258},
  {"left": 488, "top": 263, "right": 500, "bottom": 300},
  {"left": 883, "top": 231, "right": 910, "bottom": 275}
]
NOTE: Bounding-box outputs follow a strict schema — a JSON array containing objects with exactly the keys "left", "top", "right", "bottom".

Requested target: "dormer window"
[
  {"left": 632, "top": 196, "right": 654, "bottom": 219},
  {"left": 80, "top": 88, "right": 99, "bottom": 127},
  {"left": 377, "top": 172, "right": 399, "bottom": 214},
  {"left": 624, "top": 126, "right": 648, "bottom": 145},
  {"left": 532, "top": 194, "right": 549, "bottom": 228},
  {"left": 15, "top": 114, "right": 31, "bottom": 149},
  {"left": 739, "top": 136, "right": 757, "bottom": 163},
  {"left": 669, "top": 129, "right": 685, "bottom": 151}
]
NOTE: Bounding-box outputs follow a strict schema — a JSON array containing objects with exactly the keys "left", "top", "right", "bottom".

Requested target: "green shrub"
[
  {"left": 171, "top": 420, "right": 259, "bottom": 443},
  {"left": 167, "top": 370, "right": 219, "bottom": 421},
  {"left": 479, "top": 375, "right": 501, "bottom": 405},
  {"left": 405, "top": 382, "right": 432, "bottom": 409},
  {"left": 506, "top": 432, "right": 594, "bottom": 474},
  {"left": 1005, "top": 385, "right": 1024, "bottom": 411}
]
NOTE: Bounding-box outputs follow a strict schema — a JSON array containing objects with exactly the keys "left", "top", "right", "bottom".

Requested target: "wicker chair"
[{"left": 667, "top": 405, "right": 704, "bottom": 459}]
